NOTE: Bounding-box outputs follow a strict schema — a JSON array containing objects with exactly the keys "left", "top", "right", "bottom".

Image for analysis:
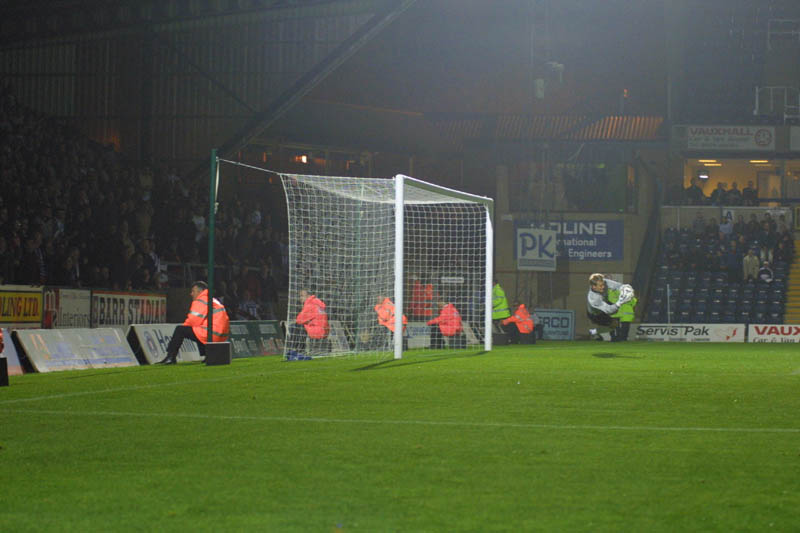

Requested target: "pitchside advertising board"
[
  {"left": 228, "top": 320, "right": 284, "bottom": 358},
  {"left": 14, "top": 328, "right": 138, "bottom": 372},
  {"left": 43, "top": 287, "right": 91, "bottom": 328},
  {"left": 633, "top": 324, "right": 745, "bottom": 342},
  {"left": 127, "top": 324, "right": 204, "bottom": 364},
  {"left": 2, "top": 327, "right": 24, "bottom": 375},
  {"left": 0, "top": 285, "right": 43, "bottom": 329},
  {"left": 748, "top": 324, "right": 800, "bottom": 343},
  {"left": 92, "top": 290, "right": 167, "bottom": 327},
  {"left": 406, "top": 321, "right": 481, "bottom": 349},
  {"left": 515, "top": 221, "right": 623, "bottom": 262},
  {"left": 533, "top": 308, "right": 574, "bottom": 340}
]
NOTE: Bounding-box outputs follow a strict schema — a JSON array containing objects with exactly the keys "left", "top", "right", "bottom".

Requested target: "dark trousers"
[
  {"left": 167, "top": 325, "right": 205, "bottom": 359},
  {"left": 430, "top": 329, "right": 466, "bottom": 349},
  {"left": 288, "top": 323, "right": 331, "bottom": 355}
]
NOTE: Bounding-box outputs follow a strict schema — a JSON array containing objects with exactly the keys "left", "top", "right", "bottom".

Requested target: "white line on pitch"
[
  {"left": 4, "top": 408, "right": 800, "bottom": 434},
  {"left": 0, "top": 373, "right": 270, "bottom": 405}
]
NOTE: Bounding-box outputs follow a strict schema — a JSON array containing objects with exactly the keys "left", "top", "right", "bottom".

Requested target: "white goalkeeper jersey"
[{"left": 587, "top": 277, "right": 622, "bottom": 316}]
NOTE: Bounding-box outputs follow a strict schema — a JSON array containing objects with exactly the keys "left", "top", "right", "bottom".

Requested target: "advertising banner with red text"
[
  {"left": 43, "top": 287, "right": 91, "bottom": 329},
  {"left": 0, "top": 285, "right": 43, "bottom": 328},
  {"left": 748, "top": 324, "right": 800, "bottom": 343}
]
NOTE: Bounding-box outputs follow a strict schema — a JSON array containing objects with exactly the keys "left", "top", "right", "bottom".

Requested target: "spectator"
[
  {"left": 742, "top": 249, "right": 759, "bottom": 282},
  {"left": 718, "top": 216, "right": 733, "bottom": 237},
  {"left": 758, "top": 244, "right": 773, "bottom": 266},
  {"left": 758, "top": 261, "right": 774, "bottom": 284},
  {"left": 237, "top": 288, "right": 263, "bottom": 320},
  {"left": 774, "top": 240, "right": 791, "bottom": 265},
  {"left": 725, "top": 242, "right": 742, "bottom": 282},
  {"left": 725, "top": 182, "right": 743, "bottom": 205},
  {"left": 709, "top": 182, "right": 727, "bottom": 206},
  {"left": 742, "top": 180, "right": 758, "bottom": 206},
  {"left": 732, "top": 215, "right": 747, "bottom": 236},
  {"left": 684, "top": 178, "right": 706, "bottom": 205},
  {"left": 691, "top": 211, "right": 706, "bottom": 236}
]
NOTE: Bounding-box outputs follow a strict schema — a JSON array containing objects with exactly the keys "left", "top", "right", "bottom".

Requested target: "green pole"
[{"left": 207, "top": 148, "right": 217, "bottom": 342}]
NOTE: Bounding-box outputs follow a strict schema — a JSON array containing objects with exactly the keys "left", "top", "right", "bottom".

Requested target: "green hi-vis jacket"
[
  {"left": 492, "top": 284, "right": 511, "bottom": 320},
  {"left": 608, "top": 288, "right": 637, "bottom": 323}
]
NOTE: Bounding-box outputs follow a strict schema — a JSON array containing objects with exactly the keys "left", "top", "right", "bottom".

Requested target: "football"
[{"left": 619, "top": 284, "right": 634, "bottom": 302}]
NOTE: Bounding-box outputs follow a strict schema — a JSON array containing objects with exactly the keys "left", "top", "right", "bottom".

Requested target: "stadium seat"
[
  {"left": 678, "top": 310, "right": 692, "bottom": 323},
  {"left": 737, "top": 309, "right": 751, "bottom": 323},
  {"left": 752, "top": 311, "right": 767, "bottom": 323},
  {"left": 768, "top": 312, "right": 783, "bottom": 324},
  {"left": 708, "top": 311, "right": 721, "bottom": 323},
  {"left": 722, "top": 311, "right": 736, "bottom": 323},
  {"left": 768, "top": 301, "right": 784, "bottom": 314},
  {"left": 691, "top": 311, "right": 708, "bottom": 323}
]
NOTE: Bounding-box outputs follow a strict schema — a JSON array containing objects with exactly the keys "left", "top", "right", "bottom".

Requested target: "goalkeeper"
[{"left": 586, "top": 273, "right": 634, "bottom": 341}]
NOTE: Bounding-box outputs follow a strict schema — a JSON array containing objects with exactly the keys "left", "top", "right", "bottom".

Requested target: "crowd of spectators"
[
  {"left": 0, "top": 84, "right": 284, "bottom": 320},
  {"left": 679, "top": 177, "right": 761, "bottom": 206},
  {"left": 660, "top": 210, "right": 794, "bottom": 283}
]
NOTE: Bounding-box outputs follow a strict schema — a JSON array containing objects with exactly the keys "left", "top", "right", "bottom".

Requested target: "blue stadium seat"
[
  {"left": 768, "top": 301, "right": 784, "bottom": 314},
  {"left": 768, "top": 312, "right": 783, "bottom": 324},
  {"left": 737, "top": 309, "right": 751, "bottom": 323},
  {"left": 752, "top": 311, "right": 767, "bottom": 323},
  {"left": 678, "top": 310, "right": 692, "bottom": 323},
  {"left": 691, "top": 311, "right": 708, "bottom": 323},
  {"left": 708, "top": 311, "right": 722, "bottom": 323}
]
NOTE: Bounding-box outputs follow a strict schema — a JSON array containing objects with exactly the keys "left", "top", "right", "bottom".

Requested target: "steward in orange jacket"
[
  {"left": 296, "top": 290, "right": 330, "bottom": 340},
  {"left": 374, "top": 297, "right": 407, "bottom": 332},
  {"left": 427, "top": 302, "right": 465, "bottom": 349},
  {"left": 410, "top": 279, "right": 434, "bottom": 319},
  {"left": 502, "top": 304, "right": 534, "bottom": 334},
  {"left": 158, "top": 281, "right": 230, "bottom": 364}
]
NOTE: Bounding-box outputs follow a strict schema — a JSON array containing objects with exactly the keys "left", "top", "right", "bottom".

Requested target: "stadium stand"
[
  {"left": 647, "top": 213, "right": 794, "bottom": 324},
  {"left": 0, "top": 83, "right": 285, "bottom": 320}
]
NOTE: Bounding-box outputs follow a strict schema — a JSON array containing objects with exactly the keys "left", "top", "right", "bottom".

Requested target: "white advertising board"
[
  {"left": 633, "top": 323, "right": 745, "bottom": 342},
  {"left": 516, "top": 228, "right": 557, "bottom": 271},
  {"left": 686, "top": 125, "right": 775, "bottom": 151},
  {"left": 127, "top": 324, "right": 204, "bottom": 364},
  {"left": 747, "top": 324, "right": 800, "bottom": 343}
]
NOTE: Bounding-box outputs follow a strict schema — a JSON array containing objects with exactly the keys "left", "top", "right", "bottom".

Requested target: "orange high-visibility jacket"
[
  {"left": 410, "top": 280, "right": 434, "bottom": 318},
  {"left": 185, "top": 289, "right": 230, "bottom": 343},
  {"left": 427, "top": 303, "right": 463, "bottom": 337},
  {"left": 502, "top": 304, "right": 534, "bottom": 334},
  {"left": 374, "top": 298, "right": 408, "bottom": 332},
  {"left": 296, "top": 294, "right": 330, "bottom": 339}
]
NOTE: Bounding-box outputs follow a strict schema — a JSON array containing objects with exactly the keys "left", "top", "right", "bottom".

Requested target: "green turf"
[{"left": 2, "top": 341, "right": 799, "bottom": 532}]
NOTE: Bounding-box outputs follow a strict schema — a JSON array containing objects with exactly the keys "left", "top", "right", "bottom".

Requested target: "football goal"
[{"left": 281, "top": 173, "right": 494, "bottom": 359}]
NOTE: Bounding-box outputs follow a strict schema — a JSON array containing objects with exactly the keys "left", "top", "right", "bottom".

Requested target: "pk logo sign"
[{"left": 516, "top": 228, "right": 557, "bottom": 271}]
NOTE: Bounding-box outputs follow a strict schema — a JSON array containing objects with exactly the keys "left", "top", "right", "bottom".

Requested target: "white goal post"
[{"left": 281, "top": 173, "right": 494, "bottom": 359}]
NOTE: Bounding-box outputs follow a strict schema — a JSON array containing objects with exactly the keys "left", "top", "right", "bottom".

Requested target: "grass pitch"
[{"left": 2, "top": 341, "right": 799, "bottom": 532}]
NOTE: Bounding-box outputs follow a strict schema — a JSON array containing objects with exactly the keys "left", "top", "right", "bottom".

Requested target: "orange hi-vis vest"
[
  {"left": 374, "top": 298, "right": 408, "bottom": 332},
  {"left": 296, "top": 294, "right": 330, "bottom": 339},
  {"left": 410, "top": 280, "right": 434, "bottom": 318},
  {"left": 502, "top": 304, "right": 534, "bottom": 334},
  {"left": 184, "top": 289, "right": 230, "bottom": 343}
]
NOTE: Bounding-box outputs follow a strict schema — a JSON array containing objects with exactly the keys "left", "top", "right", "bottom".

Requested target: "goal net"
[{"left": 281, "top": 173, "right": 493, "bottom": 359}]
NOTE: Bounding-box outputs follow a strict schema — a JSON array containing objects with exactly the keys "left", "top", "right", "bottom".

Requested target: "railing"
[
  {"left": 754, "top": 86, "right": 800, "bottom": 123},
  {"left": 767, "top": 19, "right": 800, "bottom": 51}
]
